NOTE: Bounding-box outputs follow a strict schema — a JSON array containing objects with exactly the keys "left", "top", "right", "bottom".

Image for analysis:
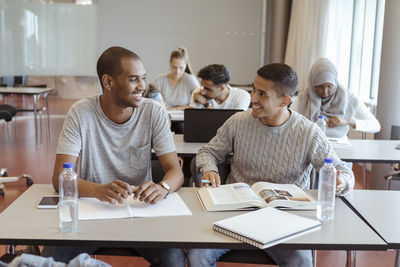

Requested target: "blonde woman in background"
[{"left": 154, "top": 47, "right": 200, "bottom": 110}]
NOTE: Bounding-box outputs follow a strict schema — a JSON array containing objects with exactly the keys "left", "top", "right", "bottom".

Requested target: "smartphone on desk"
[
  {"left": 396, "top": 144, "right": 400, "bottom": 150},
  {"left": 37, "top": 196, "right": 59, "bottom": 209}
]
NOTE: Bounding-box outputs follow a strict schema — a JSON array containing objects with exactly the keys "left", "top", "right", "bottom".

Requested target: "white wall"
[{"left": 97, "top": 0, "right": 265, "bottom": 84}]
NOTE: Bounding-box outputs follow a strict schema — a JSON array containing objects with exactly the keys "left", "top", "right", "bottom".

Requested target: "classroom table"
[
  {"left": 0, "top": 87, "right": 54, "bottom": 144},
  {"left": 342, "top": 189, "right": 400, "bottom": 267},
  {"left": 0, "top": 185, "right": 386, "bottom": 267}
]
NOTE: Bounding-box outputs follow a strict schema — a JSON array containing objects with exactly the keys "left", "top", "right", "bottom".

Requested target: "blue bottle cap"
[
  {"left": 63, "top": 162, "right": 74, "bottom": 168},
  {"left": 318, "top": 115, "right": 324, "bottom": 119},
  {"left": 324, "top": 158, "right": 333, "bottom": 164}
]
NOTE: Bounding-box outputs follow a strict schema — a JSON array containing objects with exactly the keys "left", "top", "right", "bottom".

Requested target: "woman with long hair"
[{"left": 154, "top": 47, "right": 200, "bottom": 110}]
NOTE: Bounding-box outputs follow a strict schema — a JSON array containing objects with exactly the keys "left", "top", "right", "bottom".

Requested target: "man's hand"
[
  {"left": 93, "top": 180, "right": 133, "bottom": 204},
  {"left": 336, "top": 169, "right": 345, "bottom": 195},
  {"left": 193, "top": 91, "right": 208, "bottom": 105},
  {"left": 132, "top": 180, "right": 167, "bottom": 204},
  {"left": 201, "top": 171, "right": 221, "bottom": 187},
  {"left": 327, "top": 116, "right": 355, "bottom": 128}
]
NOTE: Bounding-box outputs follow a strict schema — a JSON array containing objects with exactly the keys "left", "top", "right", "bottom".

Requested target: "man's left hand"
[{"left": 132, "top": 181, "right": 168, "bottom": 204}]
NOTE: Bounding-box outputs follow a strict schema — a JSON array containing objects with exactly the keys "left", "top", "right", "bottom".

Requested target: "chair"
[
  {"left": 384, "top": 125, "right": 400, "bottom": 190},
  {"left": 0, "top": 104, "right": 17, "bottom": 141}
]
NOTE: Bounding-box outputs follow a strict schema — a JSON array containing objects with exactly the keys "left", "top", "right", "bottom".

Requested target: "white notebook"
[
  {"left": 213, "top": 207, "right": 321, "bottom": 249},
  {"left": 78, "top": 192, "right": 192, "bottom": 220}
]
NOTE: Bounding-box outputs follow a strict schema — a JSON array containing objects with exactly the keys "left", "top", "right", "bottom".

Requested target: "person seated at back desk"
[
  {"left": 186, "top": 63, "right": 354, "bottom": 267},
  {"left": 189, "top": 64, "right": 251, "bottom": 110},
  {"left": 42, "top": 46, "right": 186, "bottom": 267},
  {"left": 291, "top": 57, "right": 380, "bottom": 138}
]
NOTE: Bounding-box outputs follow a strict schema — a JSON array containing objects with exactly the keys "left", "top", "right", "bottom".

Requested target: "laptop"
[{"left": 184, "top": 109, "right": 242, "bottom": 142}]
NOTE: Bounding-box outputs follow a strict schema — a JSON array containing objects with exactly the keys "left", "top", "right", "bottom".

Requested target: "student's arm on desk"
[
  {"left": 133, "top": 151, "right": 184, "bottom": 204},
  {"left": 52, "top": 154, "right": 132, "bottom": 205}
]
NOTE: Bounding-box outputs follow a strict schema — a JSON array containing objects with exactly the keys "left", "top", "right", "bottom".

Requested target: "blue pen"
[{"left": 201, "top": 179, "right": 211, "bottom": 184}]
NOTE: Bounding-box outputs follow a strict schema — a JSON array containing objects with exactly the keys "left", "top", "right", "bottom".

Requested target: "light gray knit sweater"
[{"left": 196, "top": 109, "right": 354, "bottom": 192}]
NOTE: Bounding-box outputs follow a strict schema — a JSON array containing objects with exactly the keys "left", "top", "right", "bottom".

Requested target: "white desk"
[
  {"left": 0, "top": 87, "right": 54, "bottom": 144},
  {"left": 343, "top": 190, "right": 400, "bottom": 267},
  {"left": 334, "top": 139, "right": 400, "bottom": 163},
  {"left": 0, "top": 185, "right": 386, "bottom": 252}
]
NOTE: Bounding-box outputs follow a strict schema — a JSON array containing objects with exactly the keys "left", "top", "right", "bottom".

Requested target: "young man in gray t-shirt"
[{"left": 42, "top": 46, "right": 186, "bottom": 266}]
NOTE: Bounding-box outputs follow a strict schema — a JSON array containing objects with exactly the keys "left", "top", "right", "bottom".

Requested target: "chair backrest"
[{"left": 391, "top": 125, "right": 400, "bottom": 140}]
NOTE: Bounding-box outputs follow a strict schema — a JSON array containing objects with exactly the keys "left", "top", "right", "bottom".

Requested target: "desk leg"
[
  {"left": 395, "top": 249, "right": 399, "bottom": 267},
  {"left": 346, "top": 250, "right": 356, "bottom": 267},
  {"left": 45, "top": 93, "right": 51, "bottom": 139},
  {"left": 33, "top": 95, "right": 39, "bottom": 145},
  {"left": 363, "top": 163, "right": 367, "bottom": 189}
]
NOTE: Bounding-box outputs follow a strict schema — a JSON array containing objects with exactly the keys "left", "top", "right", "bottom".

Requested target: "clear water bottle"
[
  {"left": 317, "top": 158, "right": 337, "bottom": 221},
  {"left": 59, "top": 162, "right": 78, "bottom": 232},
  {"left": 316, "top": 115, "right": 327, "bottom": 134}
]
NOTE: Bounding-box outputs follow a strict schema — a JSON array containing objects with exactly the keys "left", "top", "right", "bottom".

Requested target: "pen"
[{"left": 201, "top": 179, "right": 211, "bottom": 184}]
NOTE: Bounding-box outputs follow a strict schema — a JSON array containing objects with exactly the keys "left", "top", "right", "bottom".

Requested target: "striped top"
[{"left": 196, "top": 109, "right": 354, "bottom": 192}]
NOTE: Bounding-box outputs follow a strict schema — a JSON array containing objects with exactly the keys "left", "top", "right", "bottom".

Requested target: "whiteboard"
[{"left": 97, "top": 0, "right": 265, "bottom": 84}]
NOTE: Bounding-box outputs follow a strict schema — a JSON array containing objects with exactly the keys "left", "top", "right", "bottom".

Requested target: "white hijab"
[{"left": 296, "top": 58, "right": 350, "bottom": 122}]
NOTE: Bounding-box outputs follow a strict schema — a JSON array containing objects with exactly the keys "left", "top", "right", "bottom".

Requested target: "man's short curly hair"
[
  {"left": 96, "top": 46, "right": 141, "bottom": 88},
  {"left": 197, "top": 64, "right": 230, "bottom": 85}
]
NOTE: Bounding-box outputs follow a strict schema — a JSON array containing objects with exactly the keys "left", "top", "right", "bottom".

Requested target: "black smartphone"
[
  {"left": 37, "top": 196, "right": 59, "bottom": 209},
  {"left": 395, "top": 144, "right": 400, "bottom": 150}
]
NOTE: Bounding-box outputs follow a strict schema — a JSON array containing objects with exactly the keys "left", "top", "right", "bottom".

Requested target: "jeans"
[
  {"left": 187, "top": 248, "right": 313, "bottom": 267},
  {"left": 41, "top": 246, "right": 186, "bottom": 267}
]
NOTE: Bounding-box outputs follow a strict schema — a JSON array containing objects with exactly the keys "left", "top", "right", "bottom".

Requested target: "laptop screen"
[{"left": 183, "top": 109, "right": 242, "bottom": 142}]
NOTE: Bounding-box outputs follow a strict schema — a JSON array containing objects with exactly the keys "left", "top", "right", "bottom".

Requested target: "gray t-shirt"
[
  {"left": 56, "top": 96, "right": 175, "bottom": 186},
  {"left": 154, "top": 73, "right": 200, "bottom": 108}
]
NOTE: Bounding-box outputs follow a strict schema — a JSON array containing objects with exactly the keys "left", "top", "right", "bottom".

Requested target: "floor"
[{"left": 0, "top": 96, "right": 396, "bottom": 266}]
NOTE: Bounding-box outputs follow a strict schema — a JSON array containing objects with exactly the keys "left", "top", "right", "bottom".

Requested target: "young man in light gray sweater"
[{"left": 187, "top": 63, "right": 354, "bottom": 267}]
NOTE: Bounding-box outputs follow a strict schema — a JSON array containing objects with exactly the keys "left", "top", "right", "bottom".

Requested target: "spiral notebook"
[{"left": 213, "top": 207, "right": 321, "bottom": 249}]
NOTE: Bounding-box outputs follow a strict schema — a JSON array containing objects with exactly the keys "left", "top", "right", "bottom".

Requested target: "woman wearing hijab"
[{"left": 291, "top": 58, "right": 380, "bottom": 138}]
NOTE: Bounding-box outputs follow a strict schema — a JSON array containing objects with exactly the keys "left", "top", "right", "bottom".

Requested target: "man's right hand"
[
  {"left": 93, "top": 180, "right": 133, "bottom": 204},
  {"left": 193, "top": 91, "right": 208, "bottom": 105},
  {"left": 201, "top": 171, "right": 221, "bottom": 187}
]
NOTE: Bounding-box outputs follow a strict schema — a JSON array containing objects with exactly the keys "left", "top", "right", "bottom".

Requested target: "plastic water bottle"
[
  {"left": 59, "top": 162, "right": 78, "bottom": 232},
  {"left": 317, "top": 158, "right": 337, "bottom": 221},
  {"left": 316, "top": 115, "right": 327, "bottom": 134}
]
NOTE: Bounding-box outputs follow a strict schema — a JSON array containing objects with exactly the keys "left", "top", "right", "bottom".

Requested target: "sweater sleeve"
[
  {"left": 308, "top": 126, "right": 355, "bottom": 194},
  {"left": 349, "top": 94, "right": 381, "bottom": 133},
  {"left": 196, "top": 117, "right": 235, "bottom": 175}
]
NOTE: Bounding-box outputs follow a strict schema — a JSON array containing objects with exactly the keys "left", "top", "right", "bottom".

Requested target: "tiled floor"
[{"left": 0, "top": 96, "right": 396, "bottom": 266}]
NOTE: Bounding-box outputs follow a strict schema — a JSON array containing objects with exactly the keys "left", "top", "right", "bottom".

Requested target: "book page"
[
  {"left": 251, "top": 182, "right": 315, "bottom": 210},
  {"left": 208, "top": 183, "right": 260, "bottom": 204},
  {"left": 78, "top": 192, "right": 191, "bottom": 221}
]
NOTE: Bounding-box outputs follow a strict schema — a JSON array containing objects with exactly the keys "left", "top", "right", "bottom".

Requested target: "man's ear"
[
  {"left": 101, "top": 74, "right": 113, "bottom": 91},
  {"left": 280, "top": 95, "right": 292, "bottom": 107}
]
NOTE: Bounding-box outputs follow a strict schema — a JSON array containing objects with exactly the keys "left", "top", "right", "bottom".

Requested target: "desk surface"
[
  {"left": 0, "top": 87, "right": 54, "bottom": 94},
  {"left": 343, "top": 190, "right": 400, "bottom": 249},
  {"left": 335, "top": 139, "right": 400, "bottom": 163},
  {"left": 174, "top": 134, "right": 400, "bottom": 163},
  {"left": 0, "top": 185, "right": 385, "bottom": 250}
]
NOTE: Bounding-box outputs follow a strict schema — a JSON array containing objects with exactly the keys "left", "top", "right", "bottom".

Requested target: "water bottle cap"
[
  {"left": 324, "top": 158, "right": 333, "bottom": 164},
  {"left": 318, "top": 115, "right": 324, "bottom": 119},
  {"left": 63, "top": 162, "right": 74, "bottom": 168}
]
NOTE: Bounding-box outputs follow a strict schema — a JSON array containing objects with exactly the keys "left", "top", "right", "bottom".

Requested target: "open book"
[
  {"left": 78, "top": 192, "right": 192, "bottom": 221},
  {"left": 213, "top": 207, "right": 321, "bottom": 249},
  {"left": 197, "top": 182, "right": 316, "bottom": 212}
]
